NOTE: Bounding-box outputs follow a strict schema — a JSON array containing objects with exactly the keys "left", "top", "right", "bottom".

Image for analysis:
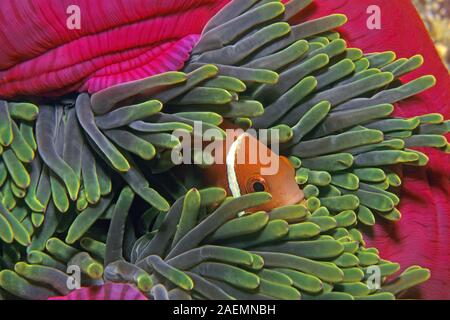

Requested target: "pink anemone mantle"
[
  {"left": 48, "top": 283, "right": 148, "bottom": 300},
  {"left": 0, "top": 0, "right": 228, "bottom": 98}
]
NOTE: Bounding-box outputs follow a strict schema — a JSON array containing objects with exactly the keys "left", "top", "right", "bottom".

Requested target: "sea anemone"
[
  {"left": 0, "top": 187, "right": 429, "bottom": 300},
  {"left": 0, "top": 0, "right": 228, "bottom": 97},
  {"left": 0, "top": 0, "right": 449, "bottom": 300}
]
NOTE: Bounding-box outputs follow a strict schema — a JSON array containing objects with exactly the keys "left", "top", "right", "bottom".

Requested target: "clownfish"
[{"left": 202, "top": 122, "right": 304, "bottom": 213}]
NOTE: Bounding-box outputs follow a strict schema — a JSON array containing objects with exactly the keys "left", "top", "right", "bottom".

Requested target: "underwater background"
[{"left": 413, "top": 0, "right": 450, "bottom": 69}]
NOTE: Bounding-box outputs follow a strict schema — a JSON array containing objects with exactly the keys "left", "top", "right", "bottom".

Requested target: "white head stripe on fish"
[
  {"left": 227, "top": 133, "right": 252, "bottom": 217},
  {"left": 226, "top": 133, "right": 249, "bottom": 199}
]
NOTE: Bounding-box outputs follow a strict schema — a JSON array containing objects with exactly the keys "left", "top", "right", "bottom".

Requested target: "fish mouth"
[
  {"left": 283, "top": 188, "right": 306, "bottom": 208},
  {"left": 247, "top": 186, "right": 306, "bottom": 214}
]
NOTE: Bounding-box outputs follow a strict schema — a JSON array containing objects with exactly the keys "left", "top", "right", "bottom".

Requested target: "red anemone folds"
[
  {"left": 0, "top": 0, "right": 228, "bottom": 98},
  {"left": 294, "top": 0, "right": 450, "bottom": 299}
]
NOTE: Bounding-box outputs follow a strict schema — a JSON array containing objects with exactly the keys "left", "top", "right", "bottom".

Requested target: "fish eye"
[
  {"left": 246, "top": 176, "right": 269, "bottom": 193},
  {"left": 252, "top": 181, "right": 266, "bottom": 192}
]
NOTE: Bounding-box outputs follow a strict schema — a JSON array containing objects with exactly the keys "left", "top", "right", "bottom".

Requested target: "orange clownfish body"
[{"left": 203, "top": 122, "right": 304, "bottom": 213}]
